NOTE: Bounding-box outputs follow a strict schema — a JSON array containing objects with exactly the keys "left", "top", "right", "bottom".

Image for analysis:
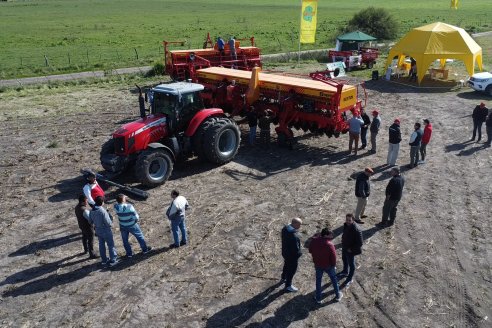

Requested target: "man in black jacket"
[
  {"left": 486, "top": 112, "right": 492, "bottom": 147},
  {"left": 338, "top": 213, "right": 363, "bottom": 287},
  {"left": 408, "top": 122, "right": 423, "bottom": 168},
  {"left": 380, "top": 166, "right": 405, "bottom": 227},
  {"left": 74, "top": 194, "right": 97, "bottom": 259},
  {"left": 354, "top": 167, "right": 374, "bottom": 224},
  {"left": 387, "top": 119, "right": 402, "bottom": 166},
  {"left": 360, "top": 108, "right": 371, "bottom": 150},
  {"left": 471, "top": 102, "right": 488, "bottom": 142},
  {"left": 281, "top": 217, "right": 302, "bottom": 292}
]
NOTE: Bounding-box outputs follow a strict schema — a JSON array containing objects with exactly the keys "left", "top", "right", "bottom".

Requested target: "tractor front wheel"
[
  {"left": 367, "top": 61, "right": 374, "bottom": 69},
  {"left": 135, "top": 150, "right": 173, "bottom": 187}
]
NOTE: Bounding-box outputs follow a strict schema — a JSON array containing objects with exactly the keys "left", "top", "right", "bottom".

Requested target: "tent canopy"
[
  {"left": 337, "top": 31, "right": 377, "bottom": 42},
  {"left": 386, "top": 22, "right": 483, "bottom": 84}
]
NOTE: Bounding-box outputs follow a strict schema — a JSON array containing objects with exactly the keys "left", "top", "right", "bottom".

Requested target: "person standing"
[
  {"left": 387, "top": 119, "right": 402, "bottom": 166},
  {"left": 88, "top": 196, "right": 119, "bottom": 266},
  {"left": 217, "top": 37, "right": 225, "bottom": 56},
  {"left": 114, "top": 194, "right": 152, "bottom": 257},
  {"left": 419, "top": 119, "right": 433, "bottom": 163},
  {"left": 258, "top": 110, "right": 273, "bottom": 148},
  {"left": 74, "top": 194, "right": 97, "bottom": 259},
  {"left": 281, "top": 217, "right": 303, "bottom": 292},
  {"left": 360, "top": 108, "right": 371, "bottom": 150},
  {"left": 485, "top": 113, "right": 492, "bottom": 147},
  {"left": 354, "top": 167, "right": 374, "bottom": 224},
  {"left": 348, "top": 112, "right": 364, "bottom": 155},
  {"left": 369, "top": 110, "right": 381, "bottom": 153},
  {"left": 247, "top": 107, "right": 258, "bottom": 146},
  {"left": 380, "top": 166, "right": 405, "bottom": 227},
  {"left": 309, "top": 228, "right": 342, "bottom": 303},
  {"left": 166, "top": 190, "right": 189, "bottom": 248},
  {"left": 228, "top": 36, "right": 237, "bottom": 61},
  {"left": 338, "top": 214, "right": 363, "bottom": 287},
  {"left": 471, "top": 102, "right": 489, "bottom": 142},
  {"left": 83, "top": 170, "right": 105, "bottom": 209},
  {"left": 408, "top": 122, "right": 423, "bottom": 168}
]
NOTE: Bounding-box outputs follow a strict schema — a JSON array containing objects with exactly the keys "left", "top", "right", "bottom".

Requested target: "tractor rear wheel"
[
  {"left": 202, "top": 118, "right": 240, "bottom": 164},
  {"left": 367, "top": 61, "right": 374, "bottom": 69},
  {"left": 135, "top": 150, "right": 173, "bottom": 187}
]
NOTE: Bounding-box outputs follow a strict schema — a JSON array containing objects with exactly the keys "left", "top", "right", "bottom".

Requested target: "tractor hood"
[{"left": 113, "top": 114, "right": 167, "bottom": 138}]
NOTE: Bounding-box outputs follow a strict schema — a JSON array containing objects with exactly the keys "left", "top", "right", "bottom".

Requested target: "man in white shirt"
[{"left": 166, "top": 190, "right": 190, "bottom": 248}]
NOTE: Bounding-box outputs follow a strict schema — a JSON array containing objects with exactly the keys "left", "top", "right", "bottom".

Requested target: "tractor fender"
[
  {"left": 185, "top": 108, "right": 224, "bottom": 137},
  {"left": 146, "top": 143, "right": 176, "bottom": 161}
]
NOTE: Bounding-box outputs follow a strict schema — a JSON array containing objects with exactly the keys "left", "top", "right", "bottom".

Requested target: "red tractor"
[{"left": 100, "top": 82, "right": 241, "bottom": 187}]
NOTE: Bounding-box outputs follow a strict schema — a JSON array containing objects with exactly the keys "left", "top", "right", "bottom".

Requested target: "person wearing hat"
[
  {"left": 88, "top": 196, "right": 119, "bottom": 267},
  {"left": 83, "top": 170, "right": 105, "bottom": 209},
  {"left": 387, "top": 119, "right": 402, "bottom": 166},
  {"left": 408, "top": 122, "right": 423, "bottom": 168},
  {"left": 471, "top": 102, "right": 489, "bottom": 142},
  {"left": 359, "top": 108, "right": 371, "bottom": 150},
  {"left": 348, "top": 111, "right": 364, "bottom": 155},
  {"left": 353, "top": 167, "right": 374, "bottom": 224},
  {"left": 369, "top": 110, "right": 381, "bottom": 153}
]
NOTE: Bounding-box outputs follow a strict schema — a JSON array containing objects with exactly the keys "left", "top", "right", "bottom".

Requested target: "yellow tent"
[{"left": 386, "top": 22, "right": 483, "bottom": 84}]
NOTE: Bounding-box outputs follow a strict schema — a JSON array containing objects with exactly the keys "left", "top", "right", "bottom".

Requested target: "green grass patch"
[{"left": 0, "top": 0, "right": 491, "bottom": 79}]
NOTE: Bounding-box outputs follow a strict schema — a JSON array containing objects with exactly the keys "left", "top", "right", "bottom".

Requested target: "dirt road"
[{"left": 0, "top": 79, "right": 491, "bottom": 327}]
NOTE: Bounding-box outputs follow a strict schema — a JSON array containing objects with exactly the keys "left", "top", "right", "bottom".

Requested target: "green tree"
[{"left": 344, "top": 7, "right": 399, "bottom": 40}]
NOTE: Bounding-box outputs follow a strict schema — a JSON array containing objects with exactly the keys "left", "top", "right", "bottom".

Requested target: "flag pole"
[{"left": 298, "top": 0, "right": 302, "bottom": 65}]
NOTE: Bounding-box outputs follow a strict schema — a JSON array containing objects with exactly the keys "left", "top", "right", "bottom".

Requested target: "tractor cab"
[{"left": 150, "top": 82, "right": 205, "bottom": 133}]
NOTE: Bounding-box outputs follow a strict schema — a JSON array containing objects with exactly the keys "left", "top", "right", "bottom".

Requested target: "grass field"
[{"left": 0, "top": 0, "right": 491, "bottom": 79}]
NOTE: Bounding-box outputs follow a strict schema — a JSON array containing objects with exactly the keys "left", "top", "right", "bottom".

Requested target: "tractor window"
[
  {"left": 180, "top": 92, "right": 203, "bottom": 117},
  {"left": 152, "top": 92, "right": 177, "bottom": 116}
]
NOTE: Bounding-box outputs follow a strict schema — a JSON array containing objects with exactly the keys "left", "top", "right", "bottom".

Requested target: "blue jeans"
[
  {"left": 170, "top": 218, "right": 187, "bottom": 246},
  {"left": 315, "top": 266, "right": 340, "bottom": 300},
  {"left": 342, "top": 248, "right": 356, "bottom": 282},
  {"left": 96, "top": 228, "right": 117, "bottom": 263},
  {"left": 120, "top": 223, "right": 148, "bottom": 256},
  {"left": 249, "top": 126, "right": 257, "bottom": 145}
]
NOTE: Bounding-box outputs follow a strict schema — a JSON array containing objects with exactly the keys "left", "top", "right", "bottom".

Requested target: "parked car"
[{"left": 468, "top": 72, "right": 492, "bottom": 96}]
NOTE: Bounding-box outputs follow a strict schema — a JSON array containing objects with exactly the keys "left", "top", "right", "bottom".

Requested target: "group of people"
[
  {"left": 281, "top": 164, "right": 405, "bottom": 304},
  {"left": 349, "top": 109, "right": 433, "bottom": 168},
  {"left": 246, "top": 107, "right": 275, "bottom": 147},
  {"left": 76, "top": 171, "right": 189, "bottom": 266},
  {"left": 217, "top": 36, "right": 237, "bottom": 61}
]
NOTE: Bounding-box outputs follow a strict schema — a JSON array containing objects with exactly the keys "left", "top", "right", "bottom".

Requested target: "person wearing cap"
[
  {"left": 83, "top": 171, "right": 105, "bottom": 208},
  {"left": 360, "top": 108, "right": 371, "bottom": 150},
  {"left": 485, "top": 112, "right": 492, "bottom": 147},
  {"left": 281, "top": 217, "right": 303, "bottom": 292},
  {"left": 166, "top": 189, "right": 190, "bottom": 248},
  {"left": 348, "top": 112, "right": 364, "bottom": 155},
  {"left": 408, "top": 122, "right": 423, "bottom": 168},
  {"left": 369, "top": 110, "right": 381, "bottom": 153},
  {"left": 471, "top": 102, "right": 489, "bottom": 142},
  {"left": 309, "top": 228, "right": 343, "bottom": 303},
  {"left": 419, "top": 119, "right": 433, "bottom": 163},
  {"left": 387, "top": 119, "right": 402, "bottom": 166},
  {"left": 380, "top": 167, "right": 405, "bottom": 227},
  {"left": 354, "top": 167, "right": 374, "bottom": 224}
]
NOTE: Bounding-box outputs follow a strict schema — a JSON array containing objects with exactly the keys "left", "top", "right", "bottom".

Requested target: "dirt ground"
[{"left": 0, "top": 77, "right": 491, "bottom": 328}]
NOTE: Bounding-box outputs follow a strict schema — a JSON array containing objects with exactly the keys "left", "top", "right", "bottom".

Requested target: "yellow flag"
[
  {"left": 450, "top": 0, "right": 459, "bottom": 9},
  {"left": 300, "top": 0, "right": 318, "bottom": 44}
]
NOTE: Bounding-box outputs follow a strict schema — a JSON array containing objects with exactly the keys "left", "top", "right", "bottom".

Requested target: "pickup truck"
[{"left": 468, "top": 72, "right": 492, "bottom": 96}]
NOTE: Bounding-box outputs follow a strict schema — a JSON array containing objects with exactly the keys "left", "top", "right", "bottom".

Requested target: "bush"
[
  {"left": 146, "top": 61, "right": 165, "bottom": 77},
  {"left": 343, "top": 7, "right": 398, "bottom": 40}
]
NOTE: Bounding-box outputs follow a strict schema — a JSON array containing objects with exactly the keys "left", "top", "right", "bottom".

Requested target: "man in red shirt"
[
  {"left": 308, "top": 228, "right": 342, "bottom": 304},
  {"left": 83, "top": 170, "right": 105, "bottom": 208},
  {"left": 419, "top": 119, "right": 433, "bottom": 163}
]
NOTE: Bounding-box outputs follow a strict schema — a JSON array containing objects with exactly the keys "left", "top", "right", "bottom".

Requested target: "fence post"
[
  {"left": 20, "top": 57, "right": 23, "bottom": 67},
  {"left": 86, "top": 49, "right": 90, "bottom": 64},
  {"left": 68, "top": 53, "right": 71, "bottom": 65},
  {"left": 44, "top": 55, "right": 49, "bottom": 67},
  {"left": 134, "top": 48, "right": 139, "bottom": 60}
]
